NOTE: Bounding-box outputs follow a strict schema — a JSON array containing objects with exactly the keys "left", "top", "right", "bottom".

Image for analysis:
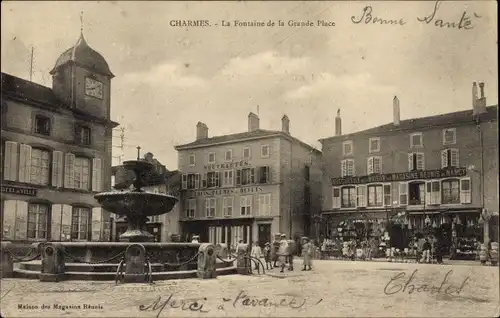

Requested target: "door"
[{"left": 258, "top": 224, "right": 271, "bottom": 248}]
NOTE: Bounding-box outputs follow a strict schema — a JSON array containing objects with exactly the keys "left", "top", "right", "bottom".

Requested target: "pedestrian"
[
  {"left": 421, "top": 238, "right": 431, "bottom": 263},
  {"left": 250, "top": 242, "right": 262, "bottom": 270},
  {"left": 191, "top": 235, "right": 199, "bottom": 243},
  {"left": 263, "top": 242, "right": 272, "bottom": 270},
  {"left": 278, "top": 234, "right": 289, "bottom": 273},
  {"left": 302, "top": 237, "right": 313, "bottom": 271}
]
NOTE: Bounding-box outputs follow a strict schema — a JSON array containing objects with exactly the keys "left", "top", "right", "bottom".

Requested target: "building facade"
[
  {"left": 1, "top": 33, "right": 118, "bottom": 243},
  {"left": 320, "top": 83, "right": 498, "bottom": 251},
  {"left": 175, "top": 113, "right": 322, "bottom": 249},
  {"left": 111, "top": 152, "right": 181, "bottom": 242}
]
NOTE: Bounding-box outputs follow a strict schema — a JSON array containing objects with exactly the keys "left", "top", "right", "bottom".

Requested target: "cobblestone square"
[{"left": 1, "top": 260, "right": 498, "bottom": 317}]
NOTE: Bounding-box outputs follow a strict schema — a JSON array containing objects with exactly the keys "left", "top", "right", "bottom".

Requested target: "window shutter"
[
  {"left": 408, "top": 153, "right": 414, "bottom": 171},
  {"left": 416, "top": 153, "right": 425, "bottom": 170},
  {"left": 51, "top": 204, "right": 63, "bottom": 240},
  {"left": 357, "top": 185, "right": 367, "bottom": 207},
  {"left": 341, "top": 160, "right": 347, "bottom": 177},
  {"left": 195, "top": 174, "right": 200, "bottom": 189},
  {"left": 434, "top": 181, "right": 442, "bottom": 205},
  {"left": 2, "top": 200, "right": 18, "bottom": 239},
  {"left": 218, "top": 171, "right": 223, "bottom": 187},
  {"left": 64, "top": 153, "right": 76, "bottom": 188},
  {"left": 399, "top": 182, "right": 408, "bottom": 206},
  {"left": 15, "top": 201, "right": 28, "bottom": 240},
  {"left": 4, "top": 141, "right": 19, "bottom": 181},
  {"left": 51, "top": 151, "right": 64, "bottom": 187},
  {"left": 332, "top": 187, "right": 340, "bottom": 208},
  {"left": 450, "top": 149, "right": 459, "bottom": 167},
  {"left": 383, "top": 184, "right": 391, "bottom": 206},
  {"left": 61, "top": 205, "right": 73, "bottom": 241},
  {"left": 181, "top": 174, "right": 187, "bottom": 189},
  {"left": 367, "top": 157, "right": 374, "bottom": 175},
  {"left": 350, "top": 160, "right": 356, "bottom": 176},
  {"left": 460, "top": 177, "right": 471, "bottom": 204},
  {"left": 202, "top": 172, "right": 208, "bottom": 188},
  {"left": 92, "top": 158, "right": 102, "bottom": 192},
  {"left": 266, "top": 166, "right": 271, "bottom": 183},
  {"left": 441, "top": 150, "right": 448, "bottom": 168},
  {"left": 91, "top": 207, "right": 103, "bottom": 241},
  {"left": 425, "top": 181, "right": 432, "bottom": 205},
  {"left": 374, "top": 157, "right": 382, "bottom": 174},
  {"left": 18, "top": 144, "right": 32, "bottom": 183},
  {"left": 236, "top": 169, "right": 241, "bottom": 185}
]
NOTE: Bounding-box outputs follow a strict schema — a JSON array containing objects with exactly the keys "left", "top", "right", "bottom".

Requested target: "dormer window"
[
  {"left": 34, "top": 115, "right": 51, "bottom": 136},
  {"left": 75, "top": 125, "right": 91, "bottom": 145},
  {"left": 342, "top": 141, "right": 353, "bottom": 156}
]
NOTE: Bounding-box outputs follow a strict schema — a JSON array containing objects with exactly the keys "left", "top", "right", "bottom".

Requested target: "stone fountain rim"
[
  {"left": 33, "top": 242, "right": 204, "bottom": 248},
  {"left": 94, "top": 191, "right": 178, "bottom": 199}
]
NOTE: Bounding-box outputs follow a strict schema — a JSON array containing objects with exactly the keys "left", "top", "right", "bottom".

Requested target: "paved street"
[{"left": 1, "top": 260, "right": 498, "bottom": 317}]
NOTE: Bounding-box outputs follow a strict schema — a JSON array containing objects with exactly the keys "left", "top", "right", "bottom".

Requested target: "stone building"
[
  {"left": 1, "top": 33, "right": 118, "bottom": 243},
  {"left": 320, "top": 82, "right": 498, "bottom": 252},
  {"left": 174, "top": 113, "right": 322, "bottom": 248},
  {"left": 111, "top": 152, "right": 181, "bottom": 242}
]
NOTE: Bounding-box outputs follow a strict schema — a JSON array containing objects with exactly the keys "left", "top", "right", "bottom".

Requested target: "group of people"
[{"left": 250, "top": 234, "right": 314, "bottom": 273}]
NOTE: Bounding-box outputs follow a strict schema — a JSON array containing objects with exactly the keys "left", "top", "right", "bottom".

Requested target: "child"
[{"left": 263, "top": 242, "right": 272, "bottom": 270}]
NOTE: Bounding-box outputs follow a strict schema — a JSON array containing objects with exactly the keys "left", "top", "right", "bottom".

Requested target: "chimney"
[
  {"left": 393, "top": 96, "right": 400, "bottom": 126},
  {"left": 281, "top": 115, "right": 290, "bottom": 134},
  {"left": 473, "top": 82, "right": 487, "bottom": 115},
  {"left": 335, "top": 109, "right": 342, "bottom": 136},
  {"left": 196, "top": 122, "right": 208, "bottom": 140},
  {"left": 248, "top": 112, "right": 260, "bottom": 132}
]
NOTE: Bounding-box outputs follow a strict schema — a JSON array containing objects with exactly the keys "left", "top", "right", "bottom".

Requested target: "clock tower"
[{"left": 50, "top": 33, "right": 114, "bottom": 120}]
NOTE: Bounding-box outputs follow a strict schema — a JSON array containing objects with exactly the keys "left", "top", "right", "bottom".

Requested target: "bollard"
[
  {"left": 236, "top": 243, "right": 250, "bottom": 275},
  {"left": 215, "top": 243, "right": 228, "bottom": 259},
  {"left": 124, "top": 244, "right": 147, "bottom": 283},
  {"left": 197, "top": 243, "right": 217, "bottom": 279},
  {"left": 40, "top": 243, "right": 66, "bottom": 282},
  {"left": 1, "top": 241, "right": 14, "bottom": 278}
]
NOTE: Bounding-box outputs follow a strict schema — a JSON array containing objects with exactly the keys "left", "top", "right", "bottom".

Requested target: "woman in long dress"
[
  {"left": 302, "top": 237, "right": 313, "bottom": 271},
  {"left": 278, "top": 234, "right": 289, "bottom": 273}
]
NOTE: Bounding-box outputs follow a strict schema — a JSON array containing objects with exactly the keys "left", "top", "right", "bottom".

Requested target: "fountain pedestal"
[{"left": 119, "top": 215, "right": 154, "bottom": 243}]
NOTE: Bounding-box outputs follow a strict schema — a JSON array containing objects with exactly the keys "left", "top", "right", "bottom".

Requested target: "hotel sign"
[
  {"left": 1, "top": 185, "right": 37, "bottom": 196},
  {"left": 193, "top": 186, "right": 264, "bottom": 197},
  {"left": 331, "top": 167, "right": 467, "bottom": 186},
  {"left": 204, "top": 160, "right": 250, "bottom": 170}
]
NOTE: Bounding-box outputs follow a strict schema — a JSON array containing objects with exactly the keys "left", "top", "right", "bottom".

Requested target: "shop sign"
[
  {"left": 204, "top": 160, "right": 250, "bottom": 171},
  {"left": 331, "top": 167, "right": 467, "bottom": 186},
  {"left": 194, "top": 186, "right": 264, "bottom": 197},
  {"left": 1, "top": 185, "right": 37, "bottom": 196}
]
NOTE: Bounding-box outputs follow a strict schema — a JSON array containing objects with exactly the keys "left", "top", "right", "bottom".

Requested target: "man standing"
[
  {"left": 250, "top": 242, "right": 262, "bottom": 270},
  {"left": 302, "top": 237, "right": 313, "bottom": 271},
  {"left": 421, "top": 238, "right": 431, "bottom": 263}
]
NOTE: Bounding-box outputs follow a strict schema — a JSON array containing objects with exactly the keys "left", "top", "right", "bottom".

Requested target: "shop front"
[{"left": 180, "top": 217, "right": 255, "bottom": 249}]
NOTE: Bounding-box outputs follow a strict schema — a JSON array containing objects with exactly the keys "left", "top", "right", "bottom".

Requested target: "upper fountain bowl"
[{"left": 94, "top": 191, "right": 178, "bottom": 217}]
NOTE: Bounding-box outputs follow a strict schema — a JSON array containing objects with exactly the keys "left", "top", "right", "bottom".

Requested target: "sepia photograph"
[{"left": 0, "top": 0, "right": 498, "bottom": 317}]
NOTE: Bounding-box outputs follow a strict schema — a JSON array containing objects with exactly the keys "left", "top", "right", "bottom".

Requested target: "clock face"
[{"left": 85, "top": 77, "right": 103, "bottom": 99}]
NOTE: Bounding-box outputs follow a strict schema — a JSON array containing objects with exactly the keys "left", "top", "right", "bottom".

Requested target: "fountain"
[{"left": 8, "top": 148, "right": 236, "bottom": 282}]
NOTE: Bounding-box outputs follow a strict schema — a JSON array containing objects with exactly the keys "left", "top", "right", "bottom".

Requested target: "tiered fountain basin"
[{"left": 14, "top": 242, "right": 236, "bottom": 280}]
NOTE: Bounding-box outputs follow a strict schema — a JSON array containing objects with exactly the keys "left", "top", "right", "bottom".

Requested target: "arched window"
[
  {"left": 27, "top": 203, "right": 49, "bottom": 239},
  {"left": 341, "top": 186, "right": 356, "bottom": 208},
  {"left": 442, "top": 179, "right": 460, "bottom": 204},
  {"left": 408, "top": 181, "right": 426, "bottom": 205},
  {"left": 30, "top": 147, "right": 51, "bottom": 185},
  {"left": 71, "top": 206, "right": 91, "bottom": 240}
]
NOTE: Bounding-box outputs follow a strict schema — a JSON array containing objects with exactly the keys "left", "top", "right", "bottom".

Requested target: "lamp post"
[{"left": 468, "top": 164, "right": 490, "bottom": 243}]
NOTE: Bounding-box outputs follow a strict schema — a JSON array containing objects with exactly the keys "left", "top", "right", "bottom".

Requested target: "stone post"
[
  {"left": 1, "top": 241, "right": 13, "bottom": 278},
  {"left": 236, "top": 243, "right": 250, "bottom": 275},
  {"left": 124, "top": 243, "right": 147, "bottom": 283},
  {"left": 40, "top": 243, "right": 66, "bottom": 282},
  {"left": 197, "top": 243, "right": 217, "bottom": 279}
]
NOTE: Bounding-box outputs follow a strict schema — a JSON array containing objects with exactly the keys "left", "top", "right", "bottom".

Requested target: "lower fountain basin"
[
  {"left": 94, "top": 192, "right": 178, "bottom": 217},
  {"left": 13, "top": 242, "right": 237, "bottom": 281}
]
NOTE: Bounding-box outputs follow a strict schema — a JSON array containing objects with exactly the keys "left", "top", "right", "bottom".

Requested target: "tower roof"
[{"left": 50, "top": 34, "right": 114, "bottom": 77}]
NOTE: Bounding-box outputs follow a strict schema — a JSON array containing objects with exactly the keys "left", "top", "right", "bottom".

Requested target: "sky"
[{"left": 1, "top": 1, "right": 498, "bottom": 169}]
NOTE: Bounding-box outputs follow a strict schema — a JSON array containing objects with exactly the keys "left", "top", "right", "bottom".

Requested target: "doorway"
[{"left": 258, "top": 224, "right": 271, "bottom": 248}]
